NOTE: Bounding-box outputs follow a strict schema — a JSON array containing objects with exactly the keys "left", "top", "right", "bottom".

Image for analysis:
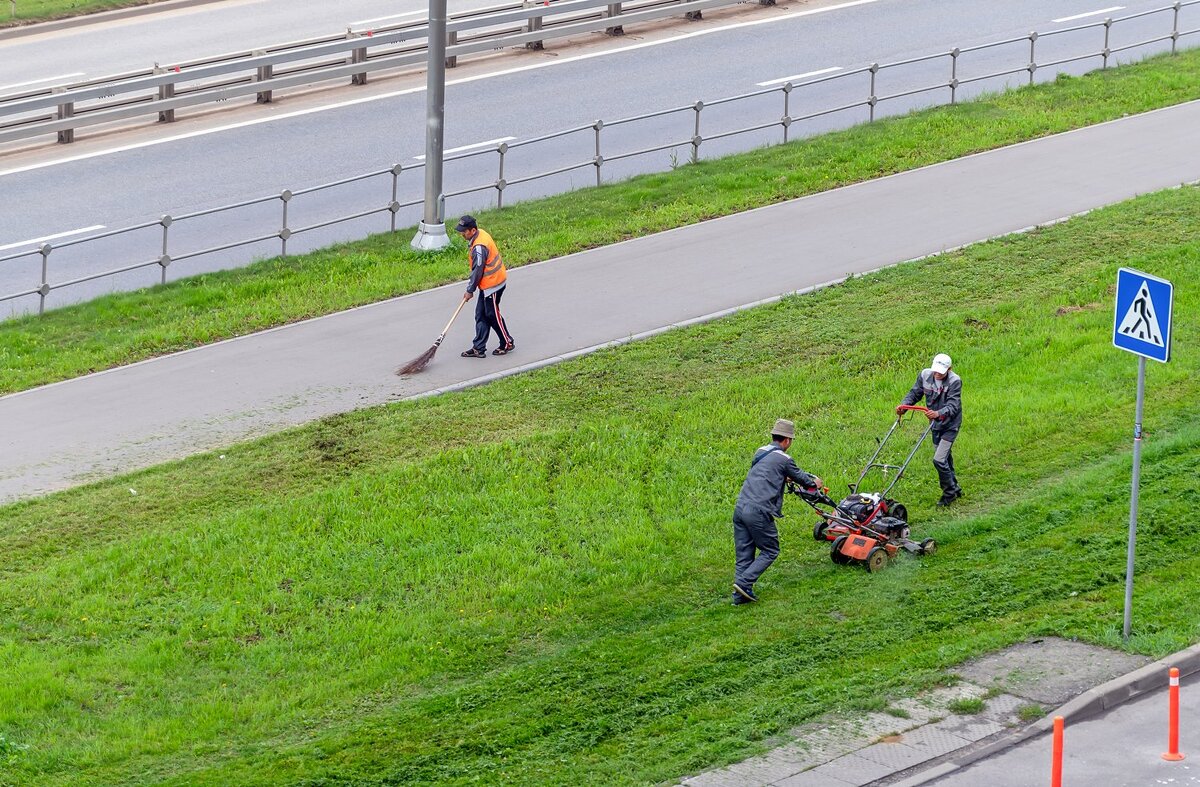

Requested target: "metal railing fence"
[{"left": 1, "top": 0, "right": 1197, "bottom": 315}]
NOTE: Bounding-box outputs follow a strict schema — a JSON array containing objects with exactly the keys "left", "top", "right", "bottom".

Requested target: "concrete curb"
[
  {"left": 890, "top": 642, "right": 1200, "bottom": 786},
  {"left": 0, "top": 0, "right": 225, "bottom": 41}
]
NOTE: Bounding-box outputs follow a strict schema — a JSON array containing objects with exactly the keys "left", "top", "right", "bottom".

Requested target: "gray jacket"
[
  {"left": 901, "top": 368, "right": 963, "bottom": 436},
  {"left": 735, "top": 442, "right": 817, "bottom": 518}
]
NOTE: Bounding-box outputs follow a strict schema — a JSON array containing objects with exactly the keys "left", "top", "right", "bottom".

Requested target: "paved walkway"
[{"left": 4, "top": 99, "right": 1200, "bottom": 501}]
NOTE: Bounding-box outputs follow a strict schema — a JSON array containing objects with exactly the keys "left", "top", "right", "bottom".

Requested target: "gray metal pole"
[
  {"left": 411, "top": 0, "right": 451, "bottom": 250},
  {"left": 1122, "top": 356, "right": 1146, "bottom": 640}
]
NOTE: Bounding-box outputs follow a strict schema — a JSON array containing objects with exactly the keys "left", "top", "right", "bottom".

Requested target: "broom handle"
[{"left": 438, "top": 296, "right": 470, "bottom": 339}]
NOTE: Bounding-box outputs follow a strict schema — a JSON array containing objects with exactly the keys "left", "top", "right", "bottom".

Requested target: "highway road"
[
  {"left": 0, "top": 0, "right": 1196, "bottom": 313},
  {"left": 1, "top": 97, "right": 1198, "bottom": 502}
]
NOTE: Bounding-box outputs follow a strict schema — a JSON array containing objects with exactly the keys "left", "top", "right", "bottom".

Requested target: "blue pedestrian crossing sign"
[{"left": 1113, "top": 268, "right": 1172, "bottom": 362}]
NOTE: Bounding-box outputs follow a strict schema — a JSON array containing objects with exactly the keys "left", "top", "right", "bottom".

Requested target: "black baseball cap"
[{"left": 454, "top": 215, "right": 477, "bottom": 232}]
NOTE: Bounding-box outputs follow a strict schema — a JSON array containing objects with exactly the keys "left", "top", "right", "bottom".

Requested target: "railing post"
[
  {"left": 1172, "top": 1, "right": 1181, "bottom": 54},
  {"left": 868, "top": 63, "right": 878, "bottom": 121},
  {"left": 390, "top": 164, "right": 402, "bottom": 232},
  {"left": 447, "top": 30, "right": 459, "bottom": 66},
  {"left": 279, "top": 189, "right": 292, "bottom": 256},
  {"left": 949, "top": 48, "right": 959, "bottom": 105},
  {"left": 691, "top": 101, "right": 703, "bottom": 164},
  {"left": 605, "top": 2, "right": 624, "bottom": 35},
  {"left": 593, "top": 119, "right": 603, "bottom": 186},
  {"left": 1103, "top": 19, "right": 1112, "bottom": 68},
  {"left": 525, "top": 0, "right": 545, "bottom": 49},
  {"left": 685, "top": 7, "right": 702, "bottom": 20},
  {"left": 160, "top": 214, "right": 172, "bottom": 285},
  {"left": 781, "top": 82, "right": 792, "bottom": 143},
  {"left": 496, "top": 142, "right": 508, "bottom": 208},
  {"left": 1028, "top": 31, "right": 1038, "bottom": 85},
  {"left": 54, "top": 89, "right": 74, "bottom": 144},
  {"left": 38, "top": 244, "right": 51, "bottom": 316}
]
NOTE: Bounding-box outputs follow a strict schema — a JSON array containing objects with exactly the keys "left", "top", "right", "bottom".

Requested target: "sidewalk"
[{"left": 4, "top": 99, "right": 1200, "bottom": 501}]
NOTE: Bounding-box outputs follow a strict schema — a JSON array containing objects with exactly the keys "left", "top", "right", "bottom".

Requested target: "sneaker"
[
  {"left": 936, "top": 494, "right": 956, "bottom": 507},
  {"left": 732, "top": 583, "right": 758, "bottom": 603},
  {"left": 491, "top": 344, "right": 515, "bottom": 356},
  {"left": 732, "top": 593, "right": 752, "bottom": 606},
  {"left": 460, "top": 348, "right": 487, "bottom": 358}
]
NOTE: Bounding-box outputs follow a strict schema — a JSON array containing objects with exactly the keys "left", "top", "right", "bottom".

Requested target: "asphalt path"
[
  {"left": 1, "top": 0, "right": 1195, "bottom": 312},
  {"left": 927, "top": 672, "right": 1200, "bottom": 786},
  {"left": 2, "top": 98, "right": 1199, "bottom": 502}
]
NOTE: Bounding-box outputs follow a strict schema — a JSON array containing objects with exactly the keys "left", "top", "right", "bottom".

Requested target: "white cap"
[{"left": 931, "top": 353, "right": 952, "bottom": 374}]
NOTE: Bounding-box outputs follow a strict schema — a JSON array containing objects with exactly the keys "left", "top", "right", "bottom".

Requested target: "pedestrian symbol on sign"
[{"left": 1116, "top": 281, "right": 1164, "bottom": 347}]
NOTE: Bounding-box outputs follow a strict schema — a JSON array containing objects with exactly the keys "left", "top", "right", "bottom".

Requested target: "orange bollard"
[
  {"left": 1163, "top": 666, "right": 1186, "bottom": 761},
  {"left": 1051, "top": 715, "right": 1064, "bottom": 787}
]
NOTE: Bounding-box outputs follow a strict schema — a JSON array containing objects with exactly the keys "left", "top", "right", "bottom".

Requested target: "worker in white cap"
[
  {"left": 897, "top": 353, "right": 963, "bottom": 506},
  {"left": 731, "top": 418, "right": 823, "bottom": 604}
]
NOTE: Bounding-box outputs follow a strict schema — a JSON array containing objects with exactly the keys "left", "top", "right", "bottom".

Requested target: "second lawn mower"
[{"left": 790, "top": 405, "right": 938, "bottom": 572}]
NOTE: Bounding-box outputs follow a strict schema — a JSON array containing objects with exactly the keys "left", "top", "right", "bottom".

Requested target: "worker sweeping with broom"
[{"left": 395, "top": 215, "right": 516, "bottom": 375}]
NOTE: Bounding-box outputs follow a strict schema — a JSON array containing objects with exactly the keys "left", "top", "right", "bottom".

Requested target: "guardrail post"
[
  {"left": 256, "top": 51, "right": 275, "bottom": 102},
  {"left": 949, "top": 48, "right": 959, "bottom": 104},
  {"left": 38, "top": 244, "right": 51, "bottom": 316},
  {"left": 1102, "top": 19, "right": 1112, "bottom": 68},
  {"left": 781, "top": 82, "right": 792, "bottom": 143},
  {"left": 160, "top": 215, "right": 172, "bottom": 285},
  {"left": 758, "top": 0, "right": 775, "bottom": 6},
  {"left": 390, "top": 164, "right": 403, "bottom": 232},
  {"left": 1028, "top": 31, "right": 1038, "bottom": 85},
  {"left": 868, "top": 63, "right": 878, "bottom": 121},
  {"left": 593, "top": 119, "right": 603, "bottom": 185},
  {"left": 525, "top": 0, "right": 545, "bottom": 49},
  {"left": 447, "top": 30, "right": 459, "bottom": 67},
  {"left": 1172, "top": 1, "right": 1181, "bottom": 54},
  {"left": 54, "top": 89, "right": 74, "bottom": 144},
  {"left": 605, "top": 2, "right": 624, "bottom": 35},
  {"left": 685, "top": 7, "right": 703, "bottom": 20},
  {"left": 496, "top": 142, "right": 508, "bottom": 208},
  {"left": 279, "top": 189, "right": 292, "bottom": 256},
  {"left": 691, "top": 100, "right": 703, "bottom": 164},
  {"left": 155, "top": 66, "right": 177, "bottom": 122},
  {"left": 350, "top": 39, "right": 368, "bottom": 85}
]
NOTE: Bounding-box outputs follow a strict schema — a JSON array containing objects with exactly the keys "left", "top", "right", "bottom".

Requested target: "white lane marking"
[
  {"left": 0, "top": 0, "right": 884, "bottom": 179},
  {"left": 349, "top": 10, "right": 426, "bottom": 26},
  {"left": 756, "top": 66, "right": 842, "bottom": 87},
  {"left": 413, "top": 136, "right": 516, "bottom": 159},
  {"left": 1052, "top": 6, "right": 1124, "bottom": 22},
  {"left": 0, "top": 225, "right": 106, "bottom": 252},
  {"left": 0, "top": 72, "right": 86, "bottom": 93}
]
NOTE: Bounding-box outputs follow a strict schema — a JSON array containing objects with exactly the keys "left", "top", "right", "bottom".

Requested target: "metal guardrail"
[
  {"left": 0, "top": 0, "right": 766, "bottom": 145},
  {"left": 1, "top": 0, "right": 1198, "bottom": 315}
]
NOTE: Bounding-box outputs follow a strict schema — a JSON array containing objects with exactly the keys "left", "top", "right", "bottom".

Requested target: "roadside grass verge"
[
  {"left": 3, "top": 49, "right": 1200, "bottom": 394},
  {"left": 3, "top": 0, "right": 175, "bottom": 26},
  {"left": 0, "top": 186, "right": 1197, "bottom": 785}
]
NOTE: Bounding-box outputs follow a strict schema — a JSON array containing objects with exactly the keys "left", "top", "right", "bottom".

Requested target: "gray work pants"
[
  {"left": 932, "top": 430, "right": 961, "bottom": 496},
  {"left": 733, "top": 505, "right": 780, "bottom": 590}
]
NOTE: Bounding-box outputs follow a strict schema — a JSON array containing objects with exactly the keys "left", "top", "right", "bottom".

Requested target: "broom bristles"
[{"left": 395, "top": 344, "right": 438, "bottom": 376}]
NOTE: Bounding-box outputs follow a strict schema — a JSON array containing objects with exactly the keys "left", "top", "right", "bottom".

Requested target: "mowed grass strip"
[
  {"left": 0, "top": 186, "right": 1198, "bottom": 785},
  {"left": 3, "top": 49, "right": 1200, "bottom": 394},
  {"left": 3, "top": 0, "right": 176, "bottom": 25}
]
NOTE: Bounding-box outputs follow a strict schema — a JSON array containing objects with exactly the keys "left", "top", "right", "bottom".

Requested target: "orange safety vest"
[{"left": 468, "top": 228, "right": 507, "bottom": 292}]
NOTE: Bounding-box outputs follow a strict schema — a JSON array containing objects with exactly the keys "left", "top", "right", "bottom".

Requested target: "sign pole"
[{"left": 1122, "top": 355, "right": 1146, "bottom": 641}]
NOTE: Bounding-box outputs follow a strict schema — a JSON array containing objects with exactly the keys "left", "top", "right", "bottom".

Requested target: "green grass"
[
  {"left": 948, "top": 698, "right": 985, "bottom": 715},
  {"left": 1017, "top": 703, "right": 1047, "bottom": 722},
  {"left": 3, "top": 0, "right": 177, "bottom": 26},
  {"left": 1, "top": 185, "right": 1198, "bottom": 785},
  {"left": 4, "top": 48, "right": 1200, "bottom": 395}
]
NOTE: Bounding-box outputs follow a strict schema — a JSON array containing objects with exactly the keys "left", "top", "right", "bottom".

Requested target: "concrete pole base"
[{"left": 411, "top": 220, "right": 451, "bottom": 251}]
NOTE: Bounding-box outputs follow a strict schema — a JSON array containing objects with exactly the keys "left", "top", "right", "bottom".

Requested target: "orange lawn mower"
[{"left": 788, "top": 405, "right": 939, "bottom": 572}]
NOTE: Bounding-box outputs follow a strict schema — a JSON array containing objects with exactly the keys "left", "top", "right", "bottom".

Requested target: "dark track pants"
[
  {"left": 733, "top": 506, "right": 780, "bottom": 590},
  {"left": 472, "top": 285, "right": 514, "bottom": 353}
]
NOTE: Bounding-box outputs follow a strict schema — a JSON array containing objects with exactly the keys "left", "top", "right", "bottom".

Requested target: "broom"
[{"left": 395, "top": 295, "right": 470, "bottom": 376}]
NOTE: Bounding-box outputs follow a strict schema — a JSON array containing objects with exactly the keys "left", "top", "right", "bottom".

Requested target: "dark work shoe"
[
  {"left": 732, "top": 593, "right": 752, "bottom": 606},
  {"left": 461, "top": 348, "right": 487, "bottom": 358},
  {"left": 733, "top": 583, "right": 758, "bottom": 603},
  {"left": 936, "top": 494, "right": 956, "bottom": 507}
]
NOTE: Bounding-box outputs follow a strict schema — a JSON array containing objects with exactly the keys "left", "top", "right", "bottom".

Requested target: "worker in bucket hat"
[
  {"left": 897, "top": 353, "right": 963, "bottom": 506},
  {"left": 731, "top": 418, "right": 823, "bottom": 605}
]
